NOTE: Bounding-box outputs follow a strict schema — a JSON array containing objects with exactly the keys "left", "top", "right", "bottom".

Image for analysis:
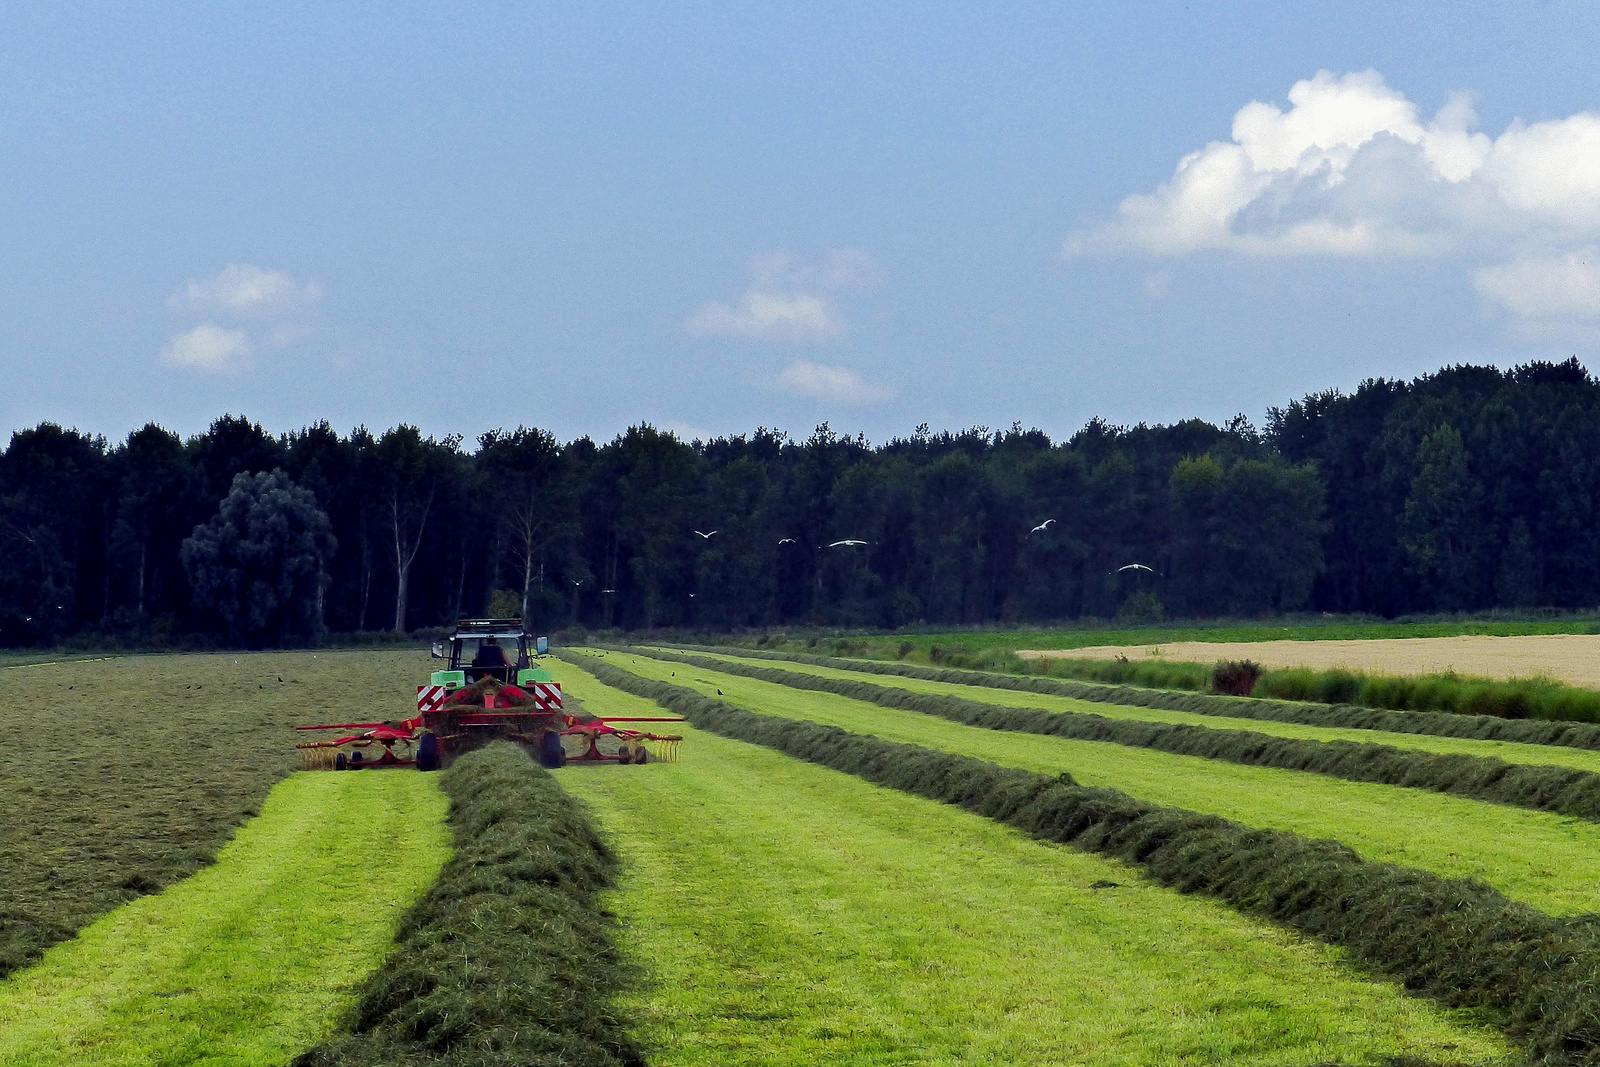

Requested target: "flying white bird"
[
  {"left": 694, "top": 530, "right": 718, "bottom": 539},
  {"left": 1117, "top": 563, "right": 1154, "bottom": 573},
  {"left": 778, "top": 538, "right": 795, "bottom": 544},
  {"left": 827, "top": 539, "right": 870, "bottom": 547},
  {"left": 571, "top": 579, "right": 584, "bottom": 586},
  {"left": 1030, "top": 519, "right": 1056, "bottom": 534}
]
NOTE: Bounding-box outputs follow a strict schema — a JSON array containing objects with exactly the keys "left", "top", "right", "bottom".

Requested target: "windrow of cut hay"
[
  {"left": 563, "top": 651, "right": 1600, "bottom": 1067},
  {"left": 702, "top": 634, "right": 1600, "bottom": 723},
  {"left": 615, "top": 646, "right": 1600, "bottom": 824},
  {"left": 664, "top": 642, "right": 1600, "bottom": 753},
  {"left": 292, "top": 743, "right": 643, "bottom": 1067}
]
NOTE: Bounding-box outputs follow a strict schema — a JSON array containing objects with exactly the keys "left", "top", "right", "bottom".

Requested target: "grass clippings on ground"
[
  {"left": 591, "top": 649, "right": 1600, "bottom": 917},
  {"left": 292, "top": 742, "right": 644, "bottom": 1067},
  {"left": 0, "top": 769, "right": 450, "bottom": 1067},
  {"left": 0, "top": 647, "right": 435, "bottom": 978},
  {"left": 550, "top": 660, "right": 1510, "bottom": 1067}
]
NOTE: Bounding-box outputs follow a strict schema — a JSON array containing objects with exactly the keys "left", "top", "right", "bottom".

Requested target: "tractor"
[{"left": 295, "top": 619, "right": 682, "bottom": 770}]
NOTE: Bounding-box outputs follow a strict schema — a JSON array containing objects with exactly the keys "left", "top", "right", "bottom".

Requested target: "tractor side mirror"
[{"left": 431, "top": 641, "right": 444, "bottom": 659}]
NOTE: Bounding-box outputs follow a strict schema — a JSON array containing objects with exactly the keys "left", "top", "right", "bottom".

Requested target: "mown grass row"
[
  {"left": 620, "top": 645, "right": 1600, "bottom": 825},
  {"left": 0, "top": 772, "right": 450, "bottom": 1067},
  {"left": 606, "top": 650, "right": 1600, "bottom": 917},
  {"left": 706, "top": 634, "right": 1600, "bottom": 722},
  {"left": 560, "top": 651, "right": 1600, "bottom": 1067},
  {"left": 664, "top": 642, "right": 1600, "bottom": 752},
  {"left": 0, "top": 650, "right": 419, "bottom": 981},
  {"left": 292, "top": 743, "right": 643, "bottom": 1067},
  {"left": 550, "top": 661, "right": 1512, "bottom": 1067},
  {"left": 670, "top": 646, "right": 1600, "bottom": 778}
]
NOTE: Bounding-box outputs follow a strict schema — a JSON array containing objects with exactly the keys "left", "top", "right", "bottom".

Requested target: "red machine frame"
[{"left": 296, "top": 676, "right": 682, "bottom": 769}]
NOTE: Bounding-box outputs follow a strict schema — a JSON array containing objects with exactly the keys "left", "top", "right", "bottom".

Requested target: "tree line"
[{"left": 1, "top": 358, "right": 1595, "bottom": 646}]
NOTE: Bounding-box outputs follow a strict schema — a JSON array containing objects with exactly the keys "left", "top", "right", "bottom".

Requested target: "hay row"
[
  {"left": 657, "top": 642, "right": 1600, "bottom": 752},
  {"left": 616, "top": 645, "right": 1600, "bottom": 825},
  {"left": 290, "top": 743, "right": 643, "bottom": 1067},
  {"left": 562, "top": 650, "right": 1600, "bottom": 1067}
]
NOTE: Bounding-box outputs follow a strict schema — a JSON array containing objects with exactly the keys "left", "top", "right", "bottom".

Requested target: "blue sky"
[{"left": 4, "top": 1, "right": 1600, "bottom": 446}]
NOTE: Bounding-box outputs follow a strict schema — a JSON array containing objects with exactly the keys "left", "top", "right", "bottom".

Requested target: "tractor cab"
[{"left": 435, "top": 619, "right": 534, "bottom": 684}]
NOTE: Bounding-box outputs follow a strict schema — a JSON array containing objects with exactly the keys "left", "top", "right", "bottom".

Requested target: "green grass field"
[
  {"left": 731, "top": 618, "right": 1600, "bottom": 654},
  {"left": 589, "top": 650, "right": 1600, "bottom": 916},
  {"left": 0, "top": 647, "right": 436, "bottom": 977},
  {"left": 549, "top": 660, "right": 1510, "bottom": 1067},
  {"left": 0, "top": 769, "right": 450, "bottom": 1066},
  {"left": 661, "top": 646, "right": 1600, "bottom": 775}
]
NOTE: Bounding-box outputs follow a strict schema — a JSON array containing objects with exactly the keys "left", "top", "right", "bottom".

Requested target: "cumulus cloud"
[
  {"left": 1067, "top": 70, "right": 1600, "bottom": 327},
  {"left": 776, "top": 360, "right": 892, "bottom": 405},
  {"left": 170, "top": 264, "right": 322, "bottom": 316},
  {"left": 161, "top": 324, "right": 252, "bottom": 373},
  {"left": 686, "top": 250, "right": 879, "bottom": 341}
]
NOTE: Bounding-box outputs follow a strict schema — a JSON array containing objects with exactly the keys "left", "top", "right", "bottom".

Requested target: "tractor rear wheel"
[
  {"left": 417, "top": 733, "right": 441, "bottom": 772},
  {"left": 539, "top": 729, "right": 566, "bottom": 769}
]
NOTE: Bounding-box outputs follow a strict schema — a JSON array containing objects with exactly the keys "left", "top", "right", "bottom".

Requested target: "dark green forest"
[{"left": 2, "top": 358, "right": 1596, "bottom": 647}]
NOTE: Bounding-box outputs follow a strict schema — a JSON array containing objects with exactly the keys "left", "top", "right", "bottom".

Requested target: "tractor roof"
[{"left": 451, "top": 618, "right": 528, "bottom": 639}]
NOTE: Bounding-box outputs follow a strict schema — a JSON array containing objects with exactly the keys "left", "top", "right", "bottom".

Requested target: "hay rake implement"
[{"left": 295, "top": 620, "right": 683, "bottom": 771}]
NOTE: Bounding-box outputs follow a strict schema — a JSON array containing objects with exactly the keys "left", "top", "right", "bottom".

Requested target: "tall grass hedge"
[
  {"left": 291, "top": 743, "right": 643, "bottom": 1067},
  {"left": 667, "top": 643, "right": 1600, "bottom": 754},
  {"left": 563, "top": 651, "right": 1600, "bottom": 1067},
  {"left": 612, "top": 646, "right": 1600, "bottom": 824}
]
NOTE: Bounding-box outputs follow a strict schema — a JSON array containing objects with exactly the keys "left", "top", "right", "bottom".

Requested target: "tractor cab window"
[{"left": 470, "top": 639, "right": 511, "bottom": 668}]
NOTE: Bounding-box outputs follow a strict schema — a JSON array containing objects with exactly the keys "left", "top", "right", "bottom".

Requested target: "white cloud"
[
  {"left": 162, "top": 264, "right": 322, "bottom": 370},
  {"left": 687, "top": 291, "right": 834, "bottom": 340},
  {"left": 161, "top": 324, "right": 252, "bottom": 373},
  {"left": 171, "top": 264, "right": 322, "bottom": 317},
  {"left": 776, "top": 360, "right": 891, "bottom": 405},
  {"left": 686, "top": 250, "right": 878, "bottom": 341},
  {"left": 1475, "top": 251, "right": 1600, "bottom": 318},
  {"left": 1067, "top": 70, "right": 1600, "bottom": 257},
  {"left": 1067, "top": 70, "right": 1600, "bottom": 328}
]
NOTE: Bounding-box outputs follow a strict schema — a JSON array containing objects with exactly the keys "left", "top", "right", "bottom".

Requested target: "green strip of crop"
[
  {"left": 662, "top": 646, "right": 1600, "bottom": 774},
  {"left": 589, "top": 649, "right": 1600, "bottom": 916},
  {"left": 548, "top": 660, "right": 1510, "bottom": 1067},
  {"left": 292, "top": 743, "right": 643, "bottom": 1067},
  {"left": 558, "top": 651, "right": 1600, "bottom": 1067},
  {"left": 662, "top": 642, "right": 1600, "bottom": 752},
  {"left": 0, "top": 648, "right": 435, "bottom": 981},
  {"left": 618, "top": 645, "right": 1600, "bottom": 826},
  {"left": 0, "top": 771, "right": 450, "bottom": 1067}
]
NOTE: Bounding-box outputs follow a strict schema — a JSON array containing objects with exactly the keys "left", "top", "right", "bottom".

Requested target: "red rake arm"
[
  {"left": 296, "top": 723, "right": 391, "bottom": 731},
  {"left": 296, "top": 716, "right": 423, "bottom": 733}
]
